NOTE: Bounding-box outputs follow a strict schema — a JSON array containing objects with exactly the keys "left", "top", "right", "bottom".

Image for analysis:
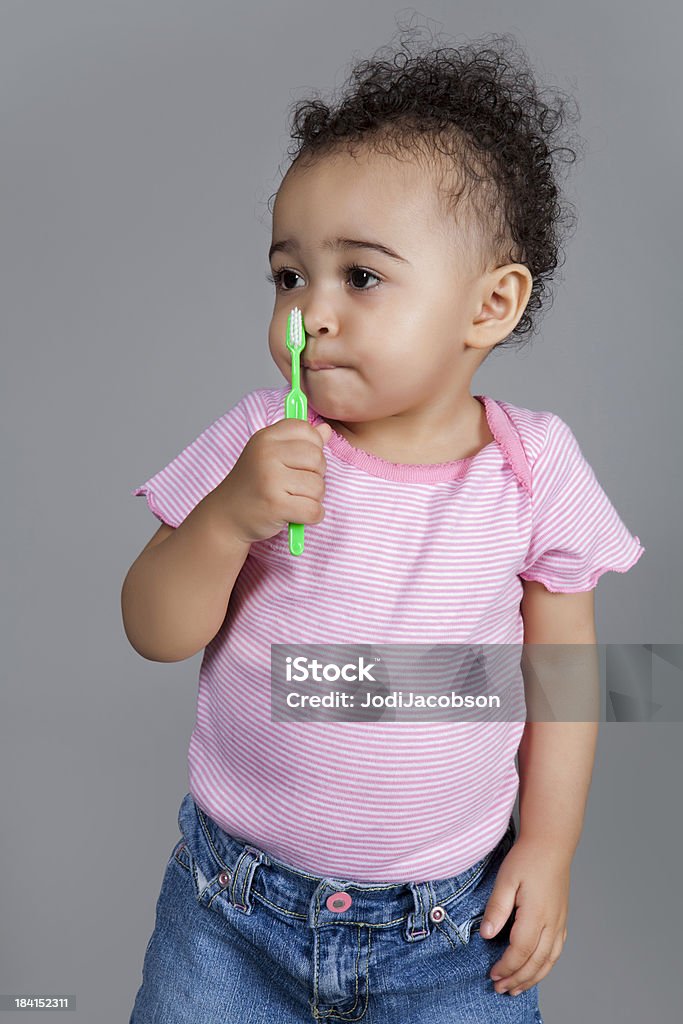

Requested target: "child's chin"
[{"left": 298, "top": 373, "right": 366, "bottom": 417}]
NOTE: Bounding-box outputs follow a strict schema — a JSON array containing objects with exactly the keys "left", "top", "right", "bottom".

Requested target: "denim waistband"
[{"left": 176, "top": 793, "right": 516, "bottom": 940}]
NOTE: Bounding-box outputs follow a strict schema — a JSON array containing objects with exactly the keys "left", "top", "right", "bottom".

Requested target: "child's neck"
[{"left": 324, "top": 396, "right": 494, "bottom": 465}]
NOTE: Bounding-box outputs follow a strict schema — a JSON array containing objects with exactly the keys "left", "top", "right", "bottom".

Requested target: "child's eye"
[{"left": 265, "top": 263, "right": 382, "bottom": 292}]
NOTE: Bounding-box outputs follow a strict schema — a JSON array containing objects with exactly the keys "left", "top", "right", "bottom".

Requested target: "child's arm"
[
  {"left": 122, "top": 417, "right": 332, "bottom": 663},
  {"left": 516, "top": 581, "right": 600, "bottom": 857},
  {"left": 121, "top": 488, "right": 251, "bottom": 663},
  {"left": 479, "top": 581, "right": 600, "bottom": 998}
]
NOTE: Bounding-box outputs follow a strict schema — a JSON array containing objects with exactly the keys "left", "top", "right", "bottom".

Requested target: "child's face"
[{"left": 267, "top": 148, "right": 530, "bottom": 430}]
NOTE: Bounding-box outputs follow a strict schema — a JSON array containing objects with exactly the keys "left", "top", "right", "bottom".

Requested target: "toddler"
[{"left": 123, "top": 22, "right": 644, "bottom": 1024}]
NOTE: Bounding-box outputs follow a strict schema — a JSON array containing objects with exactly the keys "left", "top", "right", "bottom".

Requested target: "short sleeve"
[
  {"left": 518, "top": 415, "right": 645, "bottom": 593},
  {"left": 131, "top": 389, "right": 272, "bottom": 528}
]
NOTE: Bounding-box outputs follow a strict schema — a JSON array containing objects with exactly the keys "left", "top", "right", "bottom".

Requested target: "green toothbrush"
[{"left": 284, "top": 306, "right": 307, "bottom": 556}]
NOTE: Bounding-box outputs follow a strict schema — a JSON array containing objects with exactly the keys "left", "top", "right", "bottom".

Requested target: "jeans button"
[
  {"left": 429, "top": 905, "right": 445, "bottom": 923},
  {"left": 326, "top": 891, "right": 352, "bottom": 912},
  {"left": 218, "top": 871, "right": 230, "bottom": 887}
]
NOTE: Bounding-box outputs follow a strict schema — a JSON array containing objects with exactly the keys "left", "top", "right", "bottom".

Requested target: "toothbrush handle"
[
  {"left": 289, "top": 521, "right": 305, "bottom": 556},
  {"left": 284, "top": 386, "right": 307, "bottom": 556}
]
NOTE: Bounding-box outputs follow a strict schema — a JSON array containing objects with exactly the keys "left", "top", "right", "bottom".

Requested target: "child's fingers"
[
  {"left": 506, "top": 929, "right": 566, "bottom": 996},
  {"left": 493, "top": 922, "right": 552, "bottom": 992},
  {"left": 488, "top": 908, "right": 545, "bottom": 986}
]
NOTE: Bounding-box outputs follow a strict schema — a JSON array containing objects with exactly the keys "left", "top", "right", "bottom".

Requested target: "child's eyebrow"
[{"left": 268, "top": 237, "right": 410, "bottom": 265}]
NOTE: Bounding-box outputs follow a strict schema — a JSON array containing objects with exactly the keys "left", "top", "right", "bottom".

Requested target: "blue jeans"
[{"left": 130, "top": 793, "right": 544, "bottom": 1023}]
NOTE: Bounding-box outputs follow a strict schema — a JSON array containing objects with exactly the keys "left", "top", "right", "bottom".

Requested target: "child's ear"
[{"left": 469, "top": 264, "right": 533, "bottom": 346}]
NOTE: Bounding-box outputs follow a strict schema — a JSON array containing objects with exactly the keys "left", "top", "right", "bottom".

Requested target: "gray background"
[{"left": 1, "top": 1, "right": 680, "bottom": 1021}]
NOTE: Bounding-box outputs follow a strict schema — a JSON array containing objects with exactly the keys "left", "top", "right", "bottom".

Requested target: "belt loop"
[
  {"left": 405, "top": 881, "right": 432, "bottom": 941},
  {"left": 228, "top": 844, "right": 270, "bottom": 914}
]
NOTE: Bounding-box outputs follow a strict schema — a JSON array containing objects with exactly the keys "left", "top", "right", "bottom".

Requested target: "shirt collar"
[
  {"left": 298, "top": 387, "right": 531, "bottom": 492},
  {"left": 478, "top": 395, "right": 532, "bottom": 495}
]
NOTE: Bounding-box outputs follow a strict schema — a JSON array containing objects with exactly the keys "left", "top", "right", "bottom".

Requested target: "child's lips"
[{"left": 304, "top": 364, "right": 345, "bottom": 371}]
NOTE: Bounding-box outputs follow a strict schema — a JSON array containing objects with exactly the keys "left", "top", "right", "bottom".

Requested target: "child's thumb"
[
  {"left": 481, "top": 888, "right": 516, "bottom": 939},
  {"left": 316, "top": 421, "right": 333, "bottom": 443}
]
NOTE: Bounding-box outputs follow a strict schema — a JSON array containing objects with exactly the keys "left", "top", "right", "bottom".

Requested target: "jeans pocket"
[
  {"left": 178, "top": 825, "right": 238, "bottom": 918},
  {"left": 438, "top": 903, "right": 518, "bottom": 947},
  {"left": 432, "top": 826, "right": 517, "bottom": 952},
  {"left": 171, "top": 836, "right": 192, "bottom": 873},
  {"left": 139, "top": 836, "right": 194, "bottom": 968},
  {"left": 433, "top": 905, "right": 486, "bottom": 949}
]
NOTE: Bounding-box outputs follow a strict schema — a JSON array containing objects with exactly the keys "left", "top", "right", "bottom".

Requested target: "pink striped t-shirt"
[{"left": 131, "top": 387, "right": 644, "bottom": 883}]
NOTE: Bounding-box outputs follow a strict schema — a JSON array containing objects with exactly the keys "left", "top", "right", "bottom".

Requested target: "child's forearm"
[
  {"left": 517, "top": 716, "right": 600, "bottom": 860},
  {"left": 121, "top": 489, "right": 251, "bottom": 663},
  {"left": 516, "top": 642, "right": 601, "bottom": 860}
]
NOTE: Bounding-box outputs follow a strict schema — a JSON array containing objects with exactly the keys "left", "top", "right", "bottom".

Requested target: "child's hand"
[
  {"left": 480, "top": 836, "right": 571, "bottom": 997},
  {"left": 215, "top": 419, "right": 333, "bottom": 545}
]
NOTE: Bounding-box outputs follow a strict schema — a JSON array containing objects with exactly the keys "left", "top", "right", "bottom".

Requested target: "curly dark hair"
[{"left": 270, "top": 14, "right": 585, "bottom": 352}]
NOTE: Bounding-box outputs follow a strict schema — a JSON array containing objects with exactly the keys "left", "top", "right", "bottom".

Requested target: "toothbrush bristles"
[{"left": 289, "top": 306, "right": 303, "bottom": 350}]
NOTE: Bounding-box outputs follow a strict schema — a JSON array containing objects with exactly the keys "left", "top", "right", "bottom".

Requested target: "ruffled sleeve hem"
[
  {"left": 519, "top": 537, "right": 645, "bottom": 593},
  {"left": 131, "top": 485, "right": 181, "bottom": 528}
]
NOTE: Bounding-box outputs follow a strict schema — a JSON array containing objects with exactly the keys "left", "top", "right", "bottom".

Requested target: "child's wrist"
[
  {"left": 514, "top": 830, "right": 576, "bottom": 866},
  {"left": 196, "top": 483, "right": 254, "bottom": 551}
]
